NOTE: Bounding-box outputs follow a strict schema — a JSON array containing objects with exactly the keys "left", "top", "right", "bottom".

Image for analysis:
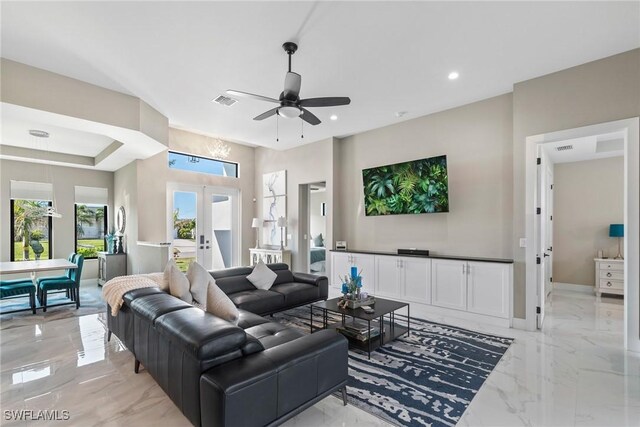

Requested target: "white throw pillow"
[
  {"left": 206, "top": 277, "right": 240, "bottom": 325},
  {"left": 165, "top": 259, "right": 192, "bottom": 303},
  {"left": 145, "top": 272, "right": 169, "bottom": 292},
  {"left": 246, "top": 260, "right": 277, "bottom": 290},
  {"left": 186, "top": 261, "right": 211, "bottom": 306}
]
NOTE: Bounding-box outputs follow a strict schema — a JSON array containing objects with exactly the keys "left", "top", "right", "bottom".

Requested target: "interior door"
[
  {"left": 169, "top": 184, "right": 240, "bottom": 272},
  {"left": 536, "top": 147, "right": 550, "bottom": 328},
  {"left": 544, "top": 166, "right": 554, "bottom": 298}
]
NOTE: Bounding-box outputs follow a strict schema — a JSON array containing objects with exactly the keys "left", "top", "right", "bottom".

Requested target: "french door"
[{"left": 168, "top": 184, "right": 240, "bottom": 271}]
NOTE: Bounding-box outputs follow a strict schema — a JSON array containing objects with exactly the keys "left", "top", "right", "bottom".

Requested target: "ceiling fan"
[{"left": 227, "top": 42, "right": 350, "bottom": 126}]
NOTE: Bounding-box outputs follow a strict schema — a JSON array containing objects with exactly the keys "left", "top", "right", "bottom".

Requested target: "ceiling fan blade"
[
  {"left": 226, "top": 90, "right": 279, "bottom": 104},
  {"left": 283, "top": 72, "right": 301, "bottom": 100},
  {"left": 253, "top": 108, "right": 279, "bottom": 121},
  {"left": 299, "top": 97, "right": 351, "bottom": 107},
  {"left": 300, "top": 108, "right": 321, "bottom": 125}
]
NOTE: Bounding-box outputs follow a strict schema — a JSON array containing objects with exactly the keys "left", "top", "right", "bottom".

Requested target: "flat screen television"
[{"left": 362, "top": 155, "right": 449, "bottom": 216}]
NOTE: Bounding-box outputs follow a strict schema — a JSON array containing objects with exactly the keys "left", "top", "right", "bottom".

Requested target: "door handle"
[
  {"left": 205, "top": 246, "right": 210, "bottom": 249},
  {"left": 543, "top": 253, "right": 550, "bottom": 258}
]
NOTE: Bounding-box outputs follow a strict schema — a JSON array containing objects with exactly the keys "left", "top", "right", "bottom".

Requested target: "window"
[
  {"left": 10, "top": 199, "right": 53, "bottom": 261},
  {"left": 75, "top": 204, "right": 107, "bottom": 259},
  {"left": 168, "top": 151, "right": 238, "bottom": 178}
]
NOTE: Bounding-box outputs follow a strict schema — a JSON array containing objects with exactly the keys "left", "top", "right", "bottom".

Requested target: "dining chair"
[
  {"left": 0, "top": 278, "right": 36, "bottom": 315},
  {"left": 37, "top": 253, "right": 77, "bottom": 300},
  {"left": 38, "top": 254, "right": 84, "bottom": 312}
]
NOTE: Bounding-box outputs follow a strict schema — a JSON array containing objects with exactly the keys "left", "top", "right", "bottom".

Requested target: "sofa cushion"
[
  {"left": 186, "top": 262, "right": 211, "bottom": 306},
  {"left": 155, "top": 307, "right": 247, "bottom": 360},
  {"left": 130, "top": 293, "right": 192, "bottom": 323},
  {"left": 211, "top": 267, "right": 255, "bottom": 295},
  {"left": 165, "top": 259, "right": 192, "bottom": 303},
  {"left": 123, "top": 287, "right": 165, "bottom": 306},
  {"left": 246, "top": 260, "right": 277, "bottom": 290},
  {"left": 228, "top": 290, "right": 285, "bottom": 315},
  {"left": 236, "top": 309, "right": 270, "bottom": 330},
  {"left": 270, "top": 282, "right": 320, "bottom": 306},
  {"left": 273, "top": 269, "right": 295, "bottom": 286},
  {"left": 244, "top": 321, "right": 305, "bottom": 350},
  {"left": 206, "top": 278, "right": 239, "bottom": 325}
]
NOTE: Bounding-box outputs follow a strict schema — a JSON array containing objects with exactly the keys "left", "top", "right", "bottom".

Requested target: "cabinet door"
[
  {"left": 352, "top": 254, "right": 376, "bottom": 294},
  {"left": 401, "top": 257, "right": 431, "bottom": 304},
  {"left": 466, "top": 262, "right": 511, "bottom": 318},
  {"left": 431, "top": 259, "right": 467, "bottom": 311},
  {"left": 374, "top": 256, "right": 401, "bottom": 298},
  {"left": 331, "top": 252, "right": 352, "bottom": 286}
]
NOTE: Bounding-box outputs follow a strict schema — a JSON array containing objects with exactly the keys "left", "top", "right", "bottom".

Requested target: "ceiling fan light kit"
[{"left": 227, "top": 41, "right": 351, "bottom": 130}]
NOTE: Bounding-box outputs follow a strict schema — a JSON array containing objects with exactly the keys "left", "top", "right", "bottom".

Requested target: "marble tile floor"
[{"left": 0, "top": 288, "right": 638, "bottom": 426}]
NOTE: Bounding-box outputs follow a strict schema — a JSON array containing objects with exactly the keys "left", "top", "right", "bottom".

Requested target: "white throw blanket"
[{"left": 102, "top": 273, "right": 164, "bottom": 316}]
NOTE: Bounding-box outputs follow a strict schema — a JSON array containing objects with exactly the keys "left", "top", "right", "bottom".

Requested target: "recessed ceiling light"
[
  {"left": 330, "top": 114, "right": 338, "bottom": 121},
  {"left": 28, "top": 129, "right": 50, "bottom": 138},
  {"left": 448, "top": 71, "right": 459, "bottom": 80}
]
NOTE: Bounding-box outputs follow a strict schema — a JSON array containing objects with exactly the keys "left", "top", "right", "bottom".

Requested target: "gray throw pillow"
[
  {"left": 186, "top": 262, "right": 211, "bottom": 306},
  {"left": 165, "top": 259, "right": 192, "bottom": 303},
  {"left": 313, "top": 233, "right": 324, "bottom": 247}
]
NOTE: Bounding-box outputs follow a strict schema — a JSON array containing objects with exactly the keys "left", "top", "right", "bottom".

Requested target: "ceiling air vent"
[
  {"left": 212, "top": 95, "right": 238, "bottom": 107},
  {"left": 556, "top": 144, "right": 573, "bottom": 152}
]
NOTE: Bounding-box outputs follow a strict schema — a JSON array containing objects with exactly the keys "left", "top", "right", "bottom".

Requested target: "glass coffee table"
[{"left": 310, "top": 297, "right": 410, "bottom": 359}]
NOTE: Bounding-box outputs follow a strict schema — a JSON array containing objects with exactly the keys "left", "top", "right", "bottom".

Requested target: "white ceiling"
[
  {"left": 543, "top": 132, "right": 625, "bottom": 164},
  {"left": 1, "top": 1, "right": 639, "bottom": 151}
]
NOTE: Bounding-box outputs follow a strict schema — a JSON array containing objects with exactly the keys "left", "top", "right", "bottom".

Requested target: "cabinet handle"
[
  {"left": 467, "top": 265, "right": 471, "bottom": 275},
  {"left": 399, "top": 260, "right": 403, "bottom": 268},
  {"left": 606, "top": 282, "right": 612, "bottom": 287},
  {"left": 606, "top": 272, "right": 612, "bottom": 277},
  {"left": 462, "top": 264, "right": 466, "bottom": 275}
]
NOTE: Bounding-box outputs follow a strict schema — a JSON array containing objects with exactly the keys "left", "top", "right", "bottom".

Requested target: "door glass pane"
[
  {"left": 172, "top": 191, "right": 197, "bottom": 272},
  {"left": 210, "top": 194, "right": 232, "bottom": 269}
]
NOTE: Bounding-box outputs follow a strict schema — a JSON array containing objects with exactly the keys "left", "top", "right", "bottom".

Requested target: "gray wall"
[
  {"left": 254, "top": 138, "right": 337, "bottom": 273},
  {"left": 512, "top": 48, "right": 640, "bottom": 317},
  {"left": 337, "top": 94, "right": 514, "bottom": 259},
  {"left": 0, "top": 159, "right": 114, "bottom": 279},
  {"left": 553, "top": 157, "right": 624, "bottom": 286}
]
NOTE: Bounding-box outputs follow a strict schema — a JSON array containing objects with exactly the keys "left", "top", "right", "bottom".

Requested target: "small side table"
[
  {"left": 594, "top": 258, "right": 624, "bottom": 297},
  {"left": 97, "top": 252, "right": 127, "bottom": 286}
]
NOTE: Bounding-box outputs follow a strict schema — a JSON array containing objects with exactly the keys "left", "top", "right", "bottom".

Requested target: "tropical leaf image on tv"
[{"left": 362, "top": 155, "right": 449, "bottom": 216}]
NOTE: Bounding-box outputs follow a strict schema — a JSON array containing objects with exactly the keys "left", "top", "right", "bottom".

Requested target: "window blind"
[
  {"left": 10, "top": 180, "right": 53, "bottom": 201},
  {"left": 75, "top": 186, "right": 108, "bottom": 205}
]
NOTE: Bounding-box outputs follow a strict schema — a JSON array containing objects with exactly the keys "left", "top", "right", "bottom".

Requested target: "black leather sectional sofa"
[{"left": 107, "top": 264, "right": 348, "bottom": 427}]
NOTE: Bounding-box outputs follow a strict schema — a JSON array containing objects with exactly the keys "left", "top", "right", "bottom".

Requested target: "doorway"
[
  {"left": 299, "top": 182, "right": 327, "bottom": 275},
  {"left": 167, "top": 184, "right": 240, "bottom": 271},
  {"left": 524, "top": 117, "right": 639, "bottom": 352}
]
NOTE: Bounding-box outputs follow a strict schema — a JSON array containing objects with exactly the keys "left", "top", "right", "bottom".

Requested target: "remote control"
[{"left": 361, "top": 305, "right": 374, "bottom": 313}]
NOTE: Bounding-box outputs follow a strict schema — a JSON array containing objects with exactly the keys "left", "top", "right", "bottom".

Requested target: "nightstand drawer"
[
  {"left": 599, "top": 262, "right": 623, "bottom": 271},
  {"left": 600, "top": 270, "right": 624, "bottom": 281},
  {"left": 599, "top": 279, "right": 623, "bottom": 290}
]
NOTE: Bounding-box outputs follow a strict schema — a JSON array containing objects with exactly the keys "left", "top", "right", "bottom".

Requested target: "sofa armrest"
[
  {"left": 293, "top": 272, "right": 328, "bottom": 299},
  {"left": 200, "top": 330, "right": 348, "bottom": 427}
]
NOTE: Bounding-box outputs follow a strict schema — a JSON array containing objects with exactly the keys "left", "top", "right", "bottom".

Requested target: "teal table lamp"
[{"left": 609, "top": 224, "right": 624, "bottom": 260}]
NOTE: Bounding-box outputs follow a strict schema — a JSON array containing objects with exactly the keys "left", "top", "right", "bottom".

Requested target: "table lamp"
[
  {"left": 251, "top": 218, "right": 261, "bottom": 249},
  {"left": 277, "top": 216, "right": 287, "bottom": 250},
  {"left": 609, "top": 224, "right": 624, "bottom": 260}
]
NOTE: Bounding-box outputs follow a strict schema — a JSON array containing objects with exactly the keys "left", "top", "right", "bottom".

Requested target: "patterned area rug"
[
  {"left": 273, "top": 306, "right": 513, "bottom": 427},
  {"left": 0, "top": 285, "right": 105, "bottom": 330}
]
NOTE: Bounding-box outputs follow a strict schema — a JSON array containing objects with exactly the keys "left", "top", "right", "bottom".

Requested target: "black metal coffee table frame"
[{"left": 310, "top": 297, "right": 410, "bottom": 359}]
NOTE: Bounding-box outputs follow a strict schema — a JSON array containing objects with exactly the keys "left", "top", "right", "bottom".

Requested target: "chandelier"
[{"left": 208, "top": 139, "right": 231, "bottom": 160}]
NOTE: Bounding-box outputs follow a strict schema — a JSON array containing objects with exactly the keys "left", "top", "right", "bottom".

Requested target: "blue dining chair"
[
  {"left": 37, "top": 253, "right": 76, "bottom": 300},
  {"left": 0, "top": 278, "right": 36, "bottom": 314},
  {"left": 38, "top": 254, "right": 84, "bottom": 312}
]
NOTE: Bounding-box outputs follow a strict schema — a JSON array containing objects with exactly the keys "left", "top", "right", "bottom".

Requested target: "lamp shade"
[
  {"left": 277, "top": 216, "right": 287, "bottom": 227},
  {"left": 251, "top": 218, "right": 261, "bottom": 228},
  {"left": 609, "top": 224, "right": 624, "bottom": 238}
]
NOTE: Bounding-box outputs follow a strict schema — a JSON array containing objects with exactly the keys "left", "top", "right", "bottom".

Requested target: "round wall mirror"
[{"left": 116, "top": 206, "right": 126, "bottom": 234}]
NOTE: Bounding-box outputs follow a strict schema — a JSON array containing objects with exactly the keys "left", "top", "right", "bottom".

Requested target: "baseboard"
[
  {"left": 511, "top": 318, "right": 527, "bottom": 330},
  {"left": 553, "top": 282, "right": 593, "bottom": 294}
]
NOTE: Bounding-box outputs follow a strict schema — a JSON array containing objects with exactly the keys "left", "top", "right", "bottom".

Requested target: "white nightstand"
[{"left": 594, "top": 258, "right": 624, "bottom": 297}]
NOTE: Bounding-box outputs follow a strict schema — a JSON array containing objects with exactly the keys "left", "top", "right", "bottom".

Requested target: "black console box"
[{"left": 398, "top": 248, "right": 430, "bottom": 256}]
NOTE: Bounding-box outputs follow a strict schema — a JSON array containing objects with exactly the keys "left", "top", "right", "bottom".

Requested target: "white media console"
[{"left": 330, "top": 250, "right": 514, "bottom": 328}]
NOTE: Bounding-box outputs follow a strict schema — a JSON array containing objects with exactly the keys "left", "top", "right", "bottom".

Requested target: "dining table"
[{"left": 0, "top": 258, "right": 77, "bottom": 276}]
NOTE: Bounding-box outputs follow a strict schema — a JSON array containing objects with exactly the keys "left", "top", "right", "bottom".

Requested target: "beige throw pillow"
[
  {"left": 165, "top": 259, "right": 192, "bottom": 303},
  {"left": 145, "top": 272, "right": 169, "bottom": 292},
  {"left": 206, "top": 278, "right": 240, "bottom": 325},
  {"left": 186, "top": 262, "right": 211, "bottom": 306},
  {"left": 246, "top": 260, "right": 277, "bottom": 290}
]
